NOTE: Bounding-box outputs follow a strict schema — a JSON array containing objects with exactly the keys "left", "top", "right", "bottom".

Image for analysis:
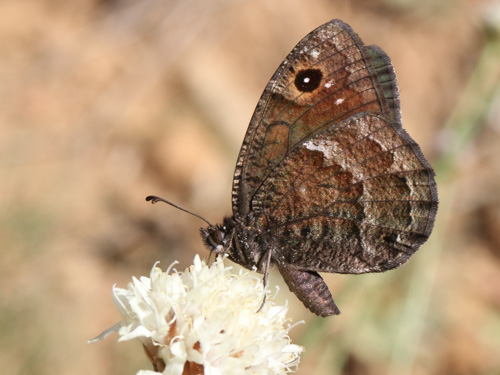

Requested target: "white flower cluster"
[{"left": 91, "top": 255, "right": 303, "bottom": 375}]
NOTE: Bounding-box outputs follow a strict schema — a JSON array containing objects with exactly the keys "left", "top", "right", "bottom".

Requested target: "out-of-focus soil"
[{"left": 1, "top": 1, "right": 499, "bottom": 374}]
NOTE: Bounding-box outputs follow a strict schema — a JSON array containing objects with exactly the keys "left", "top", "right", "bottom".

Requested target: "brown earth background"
[{"left": 1, "top": 0, "right": 500, "bottom": 374}]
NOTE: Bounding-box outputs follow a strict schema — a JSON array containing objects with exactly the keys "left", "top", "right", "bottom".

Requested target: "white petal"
[{"left": 92, "top": 256, "right": 303, "bottom": 373}]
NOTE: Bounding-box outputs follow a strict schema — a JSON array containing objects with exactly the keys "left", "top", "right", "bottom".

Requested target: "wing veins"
[
  {"left": 265, "top": 61, "right": 372, "bottom": 131},
  {"left": 266, "top": 166, "right": 432, "bottom": 221},
  {"left": 268, "top": 212, "right": 428, "bottom": 237}
]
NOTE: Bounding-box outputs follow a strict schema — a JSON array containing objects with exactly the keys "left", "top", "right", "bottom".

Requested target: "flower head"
[{"left": 90, "top": 255, "right": 303, "bottom": 374}]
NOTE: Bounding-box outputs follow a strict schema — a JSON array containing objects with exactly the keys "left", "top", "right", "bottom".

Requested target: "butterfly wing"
[
  {"left": 232, "top": 19, "right": 402, "bottom": 219},
  {"left": 255, "top": 112, "right": 437, "bottom": 273},
  {"left": 230, "top": 19, "right": 437, "bottom": 315}
]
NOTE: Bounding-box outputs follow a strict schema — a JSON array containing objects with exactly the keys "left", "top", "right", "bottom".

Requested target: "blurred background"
[{"left": 1, "top": 0, "right": 499, "bottom": 374}]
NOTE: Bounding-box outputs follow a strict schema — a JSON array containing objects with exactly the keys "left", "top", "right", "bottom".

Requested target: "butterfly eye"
[
  {"left": 206, "top": 229, "right": 227, "bottom": 253},
  {"left": 212, "top": 230, "right": 225, "bottom": 245},
  {"left": 294, "top": 69, "right": 323, "bottom": 92}
]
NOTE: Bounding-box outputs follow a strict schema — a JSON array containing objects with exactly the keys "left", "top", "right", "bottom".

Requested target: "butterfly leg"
[
  {"left": 277, "top": 263, "right": 341, "bottom": 317},
  {"left": 229, "top": 228, "right": 254, "bottom": 267},
  {"left": 256, "top": 248, "right": 273, "bottom": 313},
  {"left": 221, "top": 228, "right": 236, "bottom": 259}
]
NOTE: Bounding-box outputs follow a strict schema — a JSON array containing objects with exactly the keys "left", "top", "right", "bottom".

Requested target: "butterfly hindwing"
[{"left": 253, "top": 113, "right": 437, "bottom": 274}]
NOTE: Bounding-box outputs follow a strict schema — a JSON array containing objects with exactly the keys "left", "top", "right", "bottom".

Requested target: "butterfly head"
[{"left": 200, "top": 217, "right": 235, "bottom": 255}]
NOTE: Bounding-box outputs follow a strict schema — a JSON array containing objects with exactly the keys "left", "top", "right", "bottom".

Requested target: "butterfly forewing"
[{"left": 232, "top": 20, "right": 400, "bottom": 218}]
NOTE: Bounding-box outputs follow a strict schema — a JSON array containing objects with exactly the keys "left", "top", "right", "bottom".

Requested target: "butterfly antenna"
[{"left": 145, "top": 195, "right": 213, "bottom": 226}]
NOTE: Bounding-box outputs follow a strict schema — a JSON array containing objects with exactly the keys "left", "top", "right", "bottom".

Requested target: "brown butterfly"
[{"left": 150, "top": 19, "right": 438, "bottom": 317}]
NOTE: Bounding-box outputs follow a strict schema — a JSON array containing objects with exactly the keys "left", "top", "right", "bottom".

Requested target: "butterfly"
[{"left": 151, "top": 19, "right": 438, "bottom": 317}]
